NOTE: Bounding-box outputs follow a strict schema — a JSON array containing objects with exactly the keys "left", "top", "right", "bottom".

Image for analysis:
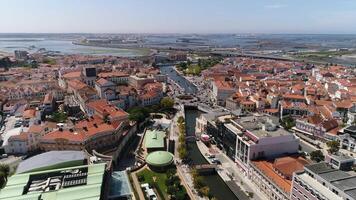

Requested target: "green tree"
[
  {"left": 198, "top": 186, "right": 210, "bottom": 197},
  {"left": 50, "top": 111, "right": 67, "bottom": 123},
  {"left": 128, "top": 107, "right": 150, "bottom": 122},
  {"left": 326, "top": 141, "right": 340, "bottom": 154},
  {"left": 281, "top": 116, "right": 296, "bottom": 130},
  {"left": 178, "top": 145, "right": 187, "bottom": 159},
  {"left": 166, "top": 168, "right": 177, "bottom": 178},
  {"left": 0, "top": 164, "right": 10, "bottom": 189},
  {"left": 193, "top": 176, "right": 206, "bottom": 189},
  {"left": 175, "top": 188, "right": 187, "bottom": 200},
  {"left": 160, "top": 97, "right": 174, "bottom": 109},
  {"left": 167, "top": 185, "right": 177, "bottom": 195},
  {"left": 310, "top": 150, "right": 325, "bottom": 162},
  {"left": 177, "top": 116, "right": 185, "bottom": 124},
  {"left": 177, "top": 62, "right": 187, "bottom": 70}
]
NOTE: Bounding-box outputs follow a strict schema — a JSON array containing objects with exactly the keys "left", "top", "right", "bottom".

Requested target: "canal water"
[
  {"left": 160, "top": 64, "right": 238, "bottom": 199},
  {"left": 160, "top": 66, "right": 197, "bottom": 94},
  {"left": 185, "top": 108, "right": 239, "bottom": 200}
]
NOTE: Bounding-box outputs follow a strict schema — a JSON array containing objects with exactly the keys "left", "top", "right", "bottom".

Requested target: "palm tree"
[{"left": 0, "top": 164, "right": 10, "bottom": 188}]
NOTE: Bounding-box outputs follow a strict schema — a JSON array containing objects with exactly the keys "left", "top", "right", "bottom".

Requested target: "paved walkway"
[
  {"left": 130, "top": 169, "right": 146, "bottom": 200},
  {"left": 196, "top": 141, "right": 268, "bottom": 200}
]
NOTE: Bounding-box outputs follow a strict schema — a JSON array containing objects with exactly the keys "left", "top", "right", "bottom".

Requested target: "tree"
[
  {"left": 310, "top": 150, "right": 325, "bottom": 162},
  {"left": 128, "top": 107, "right": 150, "bottom": 122},
  {"left": 160, "top": 97, "right": 174, "bottom": 109},
  {"left": 175, "top": 188, "right": 187, "bottom": 200},
  {"left": 166, "top": 168, "right": 177, "bottom": 178},
  {"left": 167, "top": 185, "right": 177, "bottom": 195},
  {"left": 326, "top": 141, "right": 340, "bottom": 154},
  {"left": 178, "top": 145, "right": 187, "bottom": 159},
  {"left": 177, "top": 62, "right": 187, "bottom": 70},
  {"left": 198, "top": 186, "right": 210, "bottom": 197},
  {"left": 177, "top": 116, "right": 185, "bottom": 124},
  {"left": 281, "top": 116, "right": 296, "bottom": 130},
  {"left": 0, "top": 164, "right": 10, "bottom": 189},
  {"left": 50, "top": 111, "right": 67, "bottom": 123},
  {"left": 193, "top": 176, "right": 206, "bottom": 190}
]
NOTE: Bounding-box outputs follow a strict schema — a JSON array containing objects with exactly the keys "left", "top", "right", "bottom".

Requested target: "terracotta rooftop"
[
  {"left": 283, "top": 94, "right": 305, "bottom": 100},
  {"left": 62, "top": 71, "right": 81, "bottom": 79},
  {"left": 252, "top": 156, "right": 309, "bottom": 194},
  {"left": 214, "top": 80, "right": 234, "bottom": 90},
  {"left": 87, "top": 99, "right": 128, "bottom": 119},
  {"left": 8, "top": 132, "right": 29, "bottom": 141},
  {"left": 23, "top": 109, "right": 36, "bottom": 119}
]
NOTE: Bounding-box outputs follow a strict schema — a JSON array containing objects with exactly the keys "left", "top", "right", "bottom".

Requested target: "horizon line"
[{"left": 1, "top": 32, "right": 356, "bottom": 35}]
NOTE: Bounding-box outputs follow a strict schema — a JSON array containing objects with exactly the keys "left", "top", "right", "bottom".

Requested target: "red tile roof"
[
  {"left": 252, "top": 156, "right": 309, "bottom": 194},
  {"left": 62, "top": 71, "right": 81, "bottom": 79},
  {"left": 23, "top": 109, "right": 36, "bottom": 119},
  {"left": 87, "top": 99, "right": 128, "bottom": 119}
]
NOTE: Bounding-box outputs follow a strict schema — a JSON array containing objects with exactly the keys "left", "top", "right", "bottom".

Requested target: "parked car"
[
  {"left": 0, "top": 154, "right": 8, "bottom": 159},
  {"left": 207, "top": 154, "right": 215, "bottom": 159},
  {"left": 146, "top": 189, "right": 157, "bottom": 200},
  {"left": 211, "top": 158, "right": 221, "bottom": 165},
  {"left": 141, "top": 183, "right": 150, "bottom": 191}
]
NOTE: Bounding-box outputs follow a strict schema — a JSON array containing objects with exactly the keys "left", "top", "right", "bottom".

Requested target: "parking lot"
[{"left": 1, "top": 116, "right": 28, "bottom": 148}]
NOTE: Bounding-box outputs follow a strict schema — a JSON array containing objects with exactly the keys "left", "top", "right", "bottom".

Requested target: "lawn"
[{"left": 137, "top": 168, "right": 168, "bottom": 199}]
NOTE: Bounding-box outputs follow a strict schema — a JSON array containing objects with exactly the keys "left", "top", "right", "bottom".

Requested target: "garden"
[{"left": 137, "top": 168, "right": 189, "bottom": 200}]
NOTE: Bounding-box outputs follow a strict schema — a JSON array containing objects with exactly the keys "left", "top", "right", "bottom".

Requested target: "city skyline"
[{"left": 2, "top": 0, "right": 356, "bottom": 34}]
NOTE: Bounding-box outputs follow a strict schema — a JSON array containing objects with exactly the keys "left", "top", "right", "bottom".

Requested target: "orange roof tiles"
[
  {"left": 67, "top": 79, "right": 87, "bottom": 91},
  {"left": 252, "top": 160, "right": 292, "bottom": 193},
  {"left": 43, "top": 93, "right": 53, "bottom": 104},
  {"left": 334, "top": 100, "right": 353, "bottom": 109},
  {"left": 42, "top": 130, "right": 85, "bottom": 142},
  {"left": 9, "top": 132, "right": 29, "bottom": 141},
  {"left": 273, "top": 156, "right": 309, "bottom": 179},
  {"left": 214, "top": 80, "right": 234, "bottom": 90},
  {"left": 62, "top": 71, "right": 81, "bottom": 79},
  {"left": 87, "top": 99, "right": 128, "bottom": 119},
  {"left": 283, "top": 94, "right": 305, "bottom": 100},
  {"left": 23, "top": 109, "right": 36, "bottom": 119},
  {"left": 28, "top": 125, "right": 44, "bottom": 134},
  {"left": 96, "top": 78, "right": 110, "bottom": 86},
  {"left": 252, "top": 156, "right": 309, "bottom": 194}
]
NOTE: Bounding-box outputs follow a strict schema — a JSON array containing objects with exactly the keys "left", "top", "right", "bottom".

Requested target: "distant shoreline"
[
  {"left": 72, "top": 41, "right": 152, "bottom": 56},
  {"left": 0, "top": 50, "right": 12, "bottom": 58}
]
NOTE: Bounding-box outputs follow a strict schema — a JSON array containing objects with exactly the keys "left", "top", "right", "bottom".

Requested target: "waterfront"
[
  {"left": 185, "top": 108, "right": 239, "bottom": 200},
  {"left": 0, "top": 36, "right": 147, "bottom": 57}
]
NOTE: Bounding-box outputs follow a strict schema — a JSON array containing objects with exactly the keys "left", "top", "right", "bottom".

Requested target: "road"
[{"left": 299, "top": 139, "right": 318, "bottom": 153}]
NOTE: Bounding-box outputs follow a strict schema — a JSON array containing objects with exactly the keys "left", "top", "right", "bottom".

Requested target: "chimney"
[
  {"left": 83, "top": 127, "right": 88, "bottom": 131},
  {"left": 93, "top": 123, "right": 98, "bottom": 128},
  {"left": 69, "top": 129, "right": 74, "bottom": 132}
]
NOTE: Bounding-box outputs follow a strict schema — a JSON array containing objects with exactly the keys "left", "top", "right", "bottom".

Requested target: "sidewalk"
[
  {"left": 130, "top": 169, "right": 146, "bottom": 200},
  {"left": 196, "top": 141, "right": 268, "bottom": 200}
]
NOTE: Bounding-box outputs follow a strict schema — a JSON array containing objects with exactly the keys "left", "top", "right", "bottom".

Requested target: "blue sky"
[{"left": 2, "top": 0, "right": 356, "bottom": 34}]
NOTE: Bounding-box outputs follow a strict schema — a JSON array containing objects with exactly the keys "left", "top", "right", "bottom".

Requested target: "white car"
[
  {"left": 146, "top": 189, "right": 157, "bottom": 200},
  {"left": 141, "top": 183, "right": 150, "bottom": 191}
]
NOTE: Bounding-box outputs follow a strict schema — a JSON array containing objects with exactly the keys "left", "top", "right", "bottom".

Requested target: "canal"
[
  {"left": 185, "top": 108, "right": 239, "bottom": 200},
  {"left": 160, "top": 64, "right": 239, "bottom": 199},
  {"left": 160, "top": 66, "right": 197, "bottom": 94}
]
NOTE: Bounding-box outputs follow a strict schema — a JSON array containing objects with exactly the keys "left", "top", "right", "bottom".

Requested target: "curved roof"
[
  {"left": 16, "top": 151, "right": 85, "bottom": 173},
  {"left": 146, "top": 151, "right": 174, "bottom": 167}
]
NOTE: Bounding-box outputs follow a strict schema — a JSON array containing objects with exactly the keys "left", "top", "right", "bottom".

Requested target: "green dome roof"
[{"left": 146, "top": 151, "right": 174, "bottom": 167}]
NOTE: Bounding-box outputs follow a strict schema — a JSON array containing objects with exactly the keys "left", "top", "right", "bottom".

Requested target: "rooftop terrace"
[{"left": 233, "top": 115, "right": 291, "bottom": 138}]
